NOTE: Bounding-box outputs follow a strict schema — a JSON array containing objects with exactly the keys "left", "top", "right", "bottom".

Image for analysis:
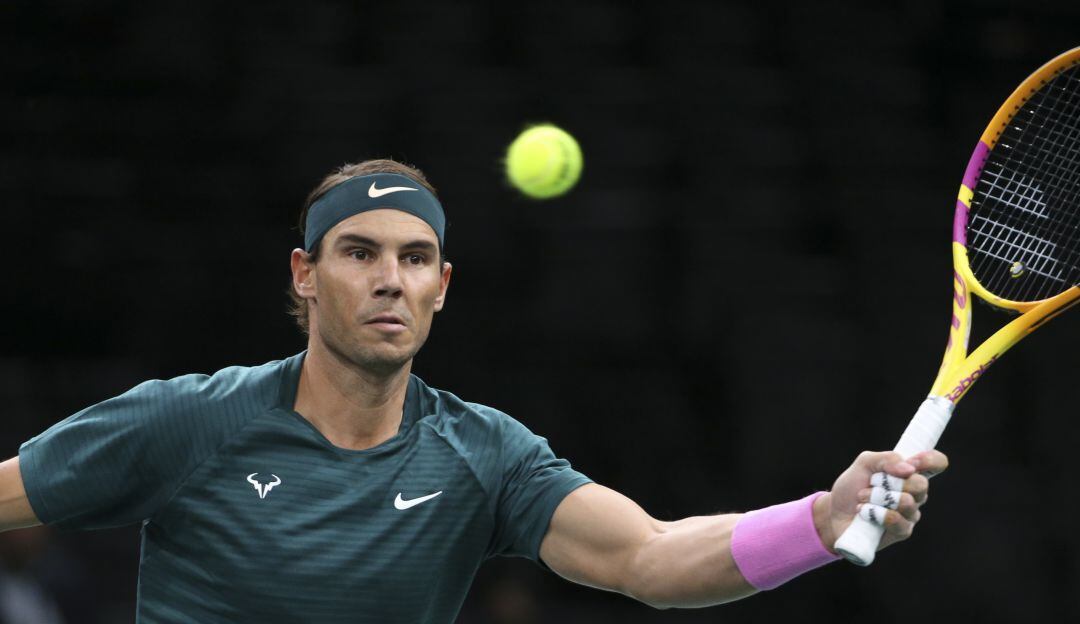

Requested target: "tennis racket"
[{"left": 833, "top": 47, "right": 1080, "bottom": 566}]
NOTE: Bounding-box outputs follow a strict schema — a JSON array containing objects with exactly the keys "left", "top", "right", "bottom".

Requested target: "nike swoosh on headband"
[{"left": 368, "top": 182, "right": 420, "bottom": 198}]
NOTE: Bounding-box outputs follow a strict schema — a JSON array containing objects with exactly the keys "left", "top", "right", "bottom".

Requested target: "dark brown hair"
[{"left": 287, "top": 159, "right": 442, "bottom": 335}]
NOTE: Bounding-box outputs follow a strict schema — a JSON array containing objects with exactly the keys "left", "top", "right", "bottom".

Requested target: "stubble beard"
[{"left": 319, "top": 319, "right": 428, "bottom": 378}]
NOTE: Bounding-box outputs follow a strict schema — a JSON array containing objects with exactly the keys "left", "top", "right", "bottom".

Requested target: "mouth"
[
  {"left": 364, "top": 313, "right": 408, "bottom": 333},
  {"left": 366, "top": 313, "right": 405, "bottom": 326}
]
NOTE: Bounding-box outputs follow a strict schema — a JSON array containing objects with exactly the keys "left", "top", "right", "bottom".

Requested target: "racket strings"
[
  {"left": 974, "top": 70, "right": 1080, "bottom": 293},
  {"left": 1031, "top": 71, "right": 1080, "bottom": 298},
  {"left": 971, "top": 68, "right": 1080, "bottom": 283},
  {"left": 1023, "top": 71, "right": 1080, "bottom": 292},
  {"left": 969, "top": 64, "right": 1080, "bottom": 302}
]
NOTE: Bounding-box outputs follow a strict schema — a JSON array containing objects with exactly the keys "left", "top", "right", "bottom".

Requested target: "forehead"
[{"left": 323, "top": 209, "right": 439, "bottom": 246}]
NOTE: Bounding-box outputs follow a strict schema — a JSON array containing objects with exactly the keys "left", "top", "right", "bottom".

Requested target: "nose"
[{"left": 372, "top": 256, "right": 404, "bottom": 299}]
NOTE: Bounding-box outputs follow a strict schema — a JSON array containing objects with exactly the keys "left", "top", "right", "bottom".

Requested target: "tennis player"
[{"left": 0, "top": 159, "right": 947, "bottom": 622}]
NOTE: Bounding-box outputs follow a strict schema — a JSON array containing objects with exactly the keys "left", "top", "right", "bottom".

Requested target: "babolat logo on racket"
[{"left": 945, "top": 355, "right": 999, "bottom": 402}]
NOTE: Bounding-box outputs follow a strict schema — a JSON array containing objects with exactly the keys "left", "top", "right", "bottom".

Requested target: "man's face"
[{"left": 292, "top": 209, "right": 451, "bottom": 374}]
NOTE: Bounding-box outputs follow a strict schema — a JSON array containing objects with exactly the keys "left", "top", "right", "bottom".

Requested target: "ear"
[
  {"left": 433, "top": 261, "right": 452, "bottom": 312},
  {"left": 290, "top": 248, "right": 317, "bottom": 300}
]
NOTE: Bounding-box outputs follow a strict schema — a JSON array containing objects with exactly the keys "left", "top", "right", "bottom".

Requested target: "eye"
[
  {"left": 406, "top": 254, "right": 426, "bottom": 265},
  {"left": 350, "top": 249, "right": 370, "bottom": 261}
]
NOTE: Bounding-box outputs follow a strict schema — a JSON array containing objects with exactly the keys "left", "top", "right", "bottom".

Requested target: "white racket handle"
[{"left": 833, "top": 395, "right": 954, "bottom": 566}]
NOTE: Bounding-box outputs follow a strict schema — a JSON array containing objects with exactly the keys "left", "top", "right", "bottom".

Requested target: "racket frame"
[{"left": 933, "top": 45, "right": 1080, "bottom": 399}]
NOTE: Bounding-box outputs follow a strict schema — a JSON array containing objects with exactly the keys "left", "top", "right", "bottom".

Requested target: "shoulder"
[
  {"left": 129, "top": 356, "right": 287, "bottom": 408},
  {"left": 77, "top": 355, "right": 297, "bottom": 432},
  {"left": 412, "top": 377, "right": 564, "bottom": 497},
  {"left": 414, "top": 377, "right": 538, "bottom": 450},
  {"left": 412, "top": 377, "right": 555, "bottom": 476}
]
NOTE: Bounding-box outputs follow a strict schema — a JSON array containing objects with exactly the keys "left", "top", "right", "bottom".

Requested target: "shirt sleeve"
[
  {"left": 487, "top": 415, "right": 592, "bottom": 561},
  {"left": 19, "top": 375, "right": 223, "bottom": 531}
]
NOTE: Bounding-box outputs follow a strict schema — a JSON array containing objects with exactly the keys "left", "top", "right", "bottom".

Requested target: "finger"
[
  {"left": 861, "top": 504, "right": 916, "bottom": 540},
  {"left": 883, "top": 512, "right": 915, "bottom": 541},
  {"left": 894, "top": 492, "right": 918, "bottom": 521},
  {"left": 903, "top": 473, "right": 930, "bottom": 504},
  {"left": 859, "top": 489, "right": 919, "bottom": 520},
  {"left": 860, "top": 451, "right": 915, "bottom": 477},
  {"left": 882, "top": 458, "right": 917, "bottom": 478},
  {"left": 857, "top": 503, "right": 889, "bottom": 527},
  {"left": 907, "top": 450, "right": 950, "bottom": 479},
  {"left": 867, "top": 486, "right": 902, "bottom": 510},
  {"left": 870, "top": 472, "right": 905, "bottom": 493}
]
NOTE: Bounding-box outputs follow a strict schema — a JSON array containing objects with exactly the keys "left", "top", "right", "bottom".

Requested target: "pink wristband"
[{"left": 730, "top": 492, "right": 841, "bottom": 590}]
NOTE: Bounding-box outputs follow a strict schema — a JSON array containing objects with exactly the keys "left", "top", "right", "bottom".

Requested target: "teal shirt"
[{"left": 19, "top": 353, "right": 591, "bottom": 623}]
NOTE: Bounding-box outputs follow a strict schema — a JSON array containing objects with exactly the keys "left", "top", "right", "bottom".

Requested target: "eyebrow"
[{"left": 333, "top": 233, "right": 438, "bottom": 253}]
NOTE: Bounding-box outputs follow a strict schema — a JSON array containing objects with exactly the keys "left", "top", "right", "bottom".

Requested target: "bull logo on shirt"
[{"left": 246, "top": 473, "right": 282, "bottom": 499}]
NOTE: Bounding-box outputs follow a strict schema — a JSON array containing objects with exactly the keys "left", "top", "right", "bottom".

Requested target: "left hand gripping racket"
[{"left": 834, "top": 47, "right": 1080, "bottom": 566}]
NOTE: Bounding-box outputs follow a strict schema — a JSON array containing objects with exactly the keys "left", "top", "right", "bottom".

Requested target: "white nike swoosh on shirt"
[
  {"left": 394, "top": 491, "right": 443, "bottom": 510},
  {"left": 368, "top": 182, "right": 419, "bottom": 198}
]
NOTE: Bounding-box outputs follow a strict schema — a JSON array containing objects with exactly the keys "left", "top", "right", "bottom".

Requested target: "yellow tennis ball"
[{"left": 505, "top": 124, "right": 583, "bottom": 199}]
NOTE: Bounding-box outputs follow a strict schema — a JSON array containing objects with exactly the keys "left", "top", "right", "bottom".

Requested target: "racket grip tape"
[{"left": 833, "top": 396, "right": 954, "bottom": 566}]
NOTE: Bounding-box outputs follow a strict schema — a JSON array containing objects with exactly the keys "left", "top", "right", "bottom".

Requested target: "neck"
[{"left": 294, "top": 337, "right": 412, "bottom": 451}]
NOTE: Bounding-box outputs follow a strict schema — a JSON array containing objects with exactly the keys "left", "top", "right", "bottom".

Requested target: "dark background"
[{"left": 3, "top": 1, "right": 1079, "bottom": 622}]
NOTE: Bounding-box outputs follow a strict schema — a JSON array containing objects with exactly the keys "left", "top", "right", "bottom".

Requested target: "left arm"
[{"left": 539, "top": 449, "right": 948, "bottom": 609}]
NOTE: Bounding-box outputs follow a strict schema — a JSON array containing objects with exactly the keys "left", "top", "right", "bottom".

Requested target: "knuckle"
[{"left": 888, "top": 514, "right": 914, "bottom": 538}]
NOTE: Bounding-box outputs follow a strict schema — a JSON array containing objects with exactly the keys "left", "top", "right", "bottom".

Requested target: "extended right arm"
[{"left": 0, "top": 457, "right": 41, "bottom": 531}]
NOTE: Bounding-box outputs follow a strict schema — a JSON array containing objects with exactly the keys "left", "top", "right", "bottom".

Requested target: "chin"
[
  {"left": 349, "top": 343, "right": 418, "bottom": 374},
  {"left": 317, "top": 327, "right": 417, "bottom": 375}
]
